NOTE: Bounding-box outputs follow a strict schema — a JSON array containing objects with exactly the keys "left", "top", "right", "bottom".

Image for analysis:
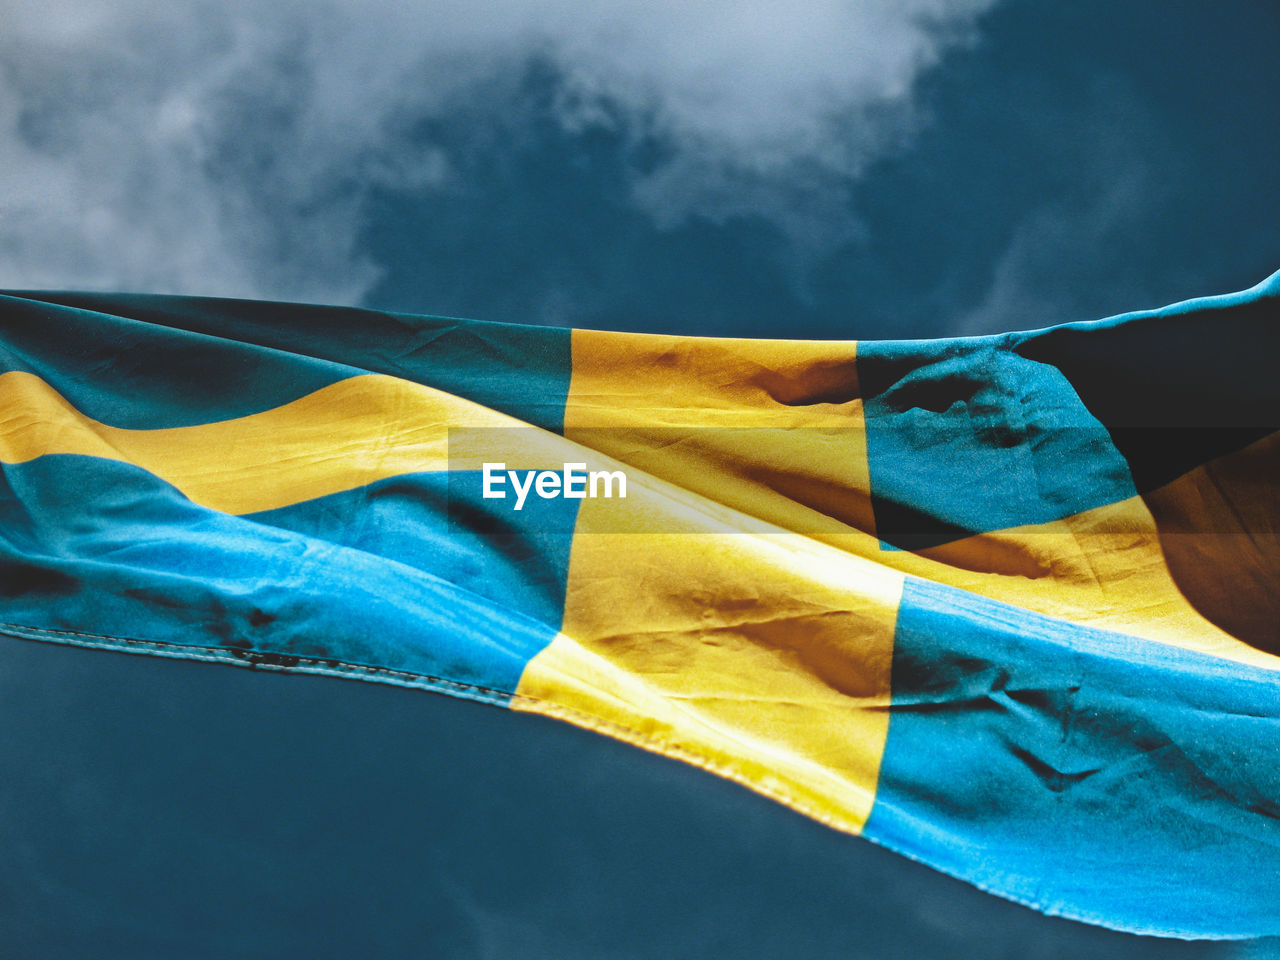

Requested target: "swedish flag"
[{"left": 2, "top": 273, "right": 1277, "bottom": 938}]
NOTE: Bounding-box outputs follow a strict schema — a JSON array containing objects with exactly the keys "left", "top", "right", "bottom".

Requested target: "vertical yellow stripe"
[
  {"left": 0, "top": 370, "right": 574, "bottom": 514},
  {"left": 517, "top": 329, "right": 897, "bottom": 835}
]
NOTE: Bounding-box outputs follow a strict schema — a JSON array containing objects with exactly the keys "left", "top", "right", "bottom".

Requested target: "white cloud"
[{"left": 0, "top": 0, "right": 996, "bottom": 302}]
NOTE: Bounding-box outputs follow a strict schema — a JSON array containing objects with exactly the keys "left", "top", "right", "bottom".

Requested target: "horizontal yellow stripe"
[
  {"left": 875, "top": 434, "right": 1280, "bottom": 672},
  {"left": 884, "top": 496, "right": 1278, "bottom": 669},
  {"left": 0, "top": 371, "right": 569, "bottom": 514},
  {"left": 517, "top": 466, "right": 902, "bottom": 836}
]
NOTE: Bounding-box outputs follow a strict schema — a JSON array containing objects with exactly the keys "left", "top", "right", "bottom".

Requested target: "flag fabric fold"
[{"left": 1, "top": 274, "right": 1277, "bottom": 938}]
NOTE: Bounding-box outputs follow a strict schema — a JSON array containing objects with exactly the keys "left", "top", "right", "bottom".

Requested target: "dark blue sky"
[
  {"left": 360, "top": 1, "right": 1280, "bottom": 340},
  {"left": 1, "top": 1, "right": 1277, "bottom": 956}
]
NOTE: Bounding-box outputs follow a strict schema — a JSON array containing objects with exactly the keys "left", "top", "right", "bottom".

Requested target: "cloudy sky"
[
  {"left": 2, "top": 1, "right": 1278, "bottom": 957},
  {"left": 4, "top": 0, "right": 1276, "bottom": 338}
]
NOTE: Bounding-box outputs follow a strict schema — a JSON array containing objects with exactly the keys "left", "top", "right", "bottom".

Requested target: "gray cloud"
[{"left": 0, "top": 0, "right": 997, "bottom": 303}]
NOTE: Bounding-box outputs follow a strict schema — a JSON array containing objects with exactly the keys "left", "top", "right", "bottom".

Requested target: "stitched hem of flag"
[
  {"left": 0, "top": 621, "right": 512, "bottom": 708},
  {"left": 0, "top": 619, "right": 865, "bottom": 837}
]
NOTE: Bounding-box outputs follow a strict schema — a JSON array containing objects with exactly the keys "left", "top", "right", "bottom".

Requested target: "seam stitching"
[{"left": 0, "top": 619, "right": 867, "bottom": 835}]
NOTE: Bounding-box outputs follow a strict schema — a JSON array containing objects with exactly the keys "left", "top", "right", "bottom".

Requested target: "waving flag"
[{"left": 1, "top": 275, "right": 1277, "bottom": 939}]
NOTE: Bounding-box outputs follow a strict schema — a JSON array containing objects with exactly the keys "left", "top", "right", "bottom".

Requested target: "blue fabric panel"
[
  {"left": 0, "top": 455, "right": 574, "bottom": 701},
  {"left": 858, "top": 336, "right": 1135, "bottom": 550},
  {"left": 247, "top": 471, "right": 577, "bottom": 640},
  {"left": 3, "top": 291, "right": 574, "bottom": 434},
  {"left": 865, "top": 577, "right": 1280, "bottom": 938}
]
